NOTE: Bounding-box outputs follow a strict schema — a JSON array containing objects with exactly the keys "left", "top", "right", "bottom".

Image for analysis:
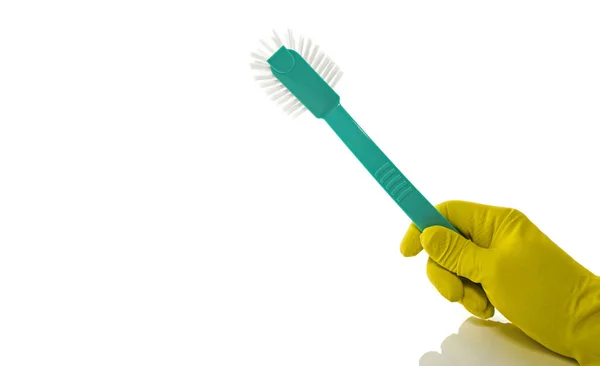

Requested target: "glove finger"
[
  {"left": 400, "top": 222, "right": 423, "bottom": 257},
  {"left": 426, "top": 257, "right": 463, "bottom": 302},
  {"left": 401, "top": 200, "right": 511, "bottom": 258},
  {"left": 462, "top": 299, "right": 495, "bottom": 319},
  {"left": 434, "top": 200, "right": 513, "bottom": 248},
  {"left": 421, "top": 225, "right": 490, "bottom": 284},
  {"left": 460, "top": 279, "right": 495, "bottom": 319},
  {"left": 461, "top": 278, "right": 488, "bottom": 313}
]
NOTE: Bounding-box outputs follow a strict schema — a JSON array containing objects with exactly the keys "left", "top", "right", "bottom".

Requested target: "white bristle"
[
  {"left": 291, "top": 106, "right": 308, "bottom": 119},
  {"left": 272, "top": 30, "right": 283, "bottom": 47},
  {"left": 322, "top": 61, "right": 335, "bottom": 80},
  {"left": 316, "top": 57, "right": 330, "bottom": 74},
  {"left": 265, "top": 84, "right": 286, "bottom": 96},
  {"left": 312, "top": 52, "right": 325, "bottom": 71},
  {"left": 282, "top": 96, "right": 299, "bottom": 111},
  {"left": 270, "top": 88, "right": 289, "bottom": 101},
  {"left": 276, "top": 93, "right": 295, "bottom": 106},
  {"left": 250, "top": 61, "right": 269, "bottom": 70},
  {"left": 286, "top": 100, "right": 301, "bottom": 112},
  {"left": 287, "top": 30, "right": 295, "bottom": 50},
  {"left": 289, "top": 101, "right": 305, "bottom": 115},
  {"left": 250, "top": 29, "right": 343, "bottom": 118},
  {"left": 250, "top": 50, "right": 269, "bottom": 62},
  {"left": 253, "top": 74, "right": 275, "bottom": 81},
  {"left": 330, "top": 71, "right": 343, "bottom": 88},
  {"left": 307, "top": 45, "right": 319, "bottom": 65},
  {"left": 304, "top": 39, "right": 313, "bottom": 61},
  {"left": 297, "top": 36, "right": 304, "bottom": 57},
  {"left": 259, "top": 79, "right": 281, "bottom": 88},
  {"left": 325, "top": 65, "right": 340, "bottom": 84}
]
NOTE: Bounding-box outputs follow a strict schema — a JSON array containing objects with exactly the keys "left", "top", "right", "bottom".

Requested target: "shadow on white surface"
[{"left": 420, "top": 317, "right": 577, "bottom": 366}]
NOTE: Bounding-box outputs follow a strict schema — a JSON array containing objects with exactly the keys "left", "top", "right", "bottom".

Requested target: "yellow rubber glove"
[{"left": 400, "top": 200, "right": 600, "bottom": 365}]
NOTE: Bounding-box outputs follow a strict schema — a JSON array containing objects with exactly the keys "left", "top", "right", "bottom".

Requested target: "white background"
[{"left": 1, "top": 1, "right": 599, "bottom": 365}]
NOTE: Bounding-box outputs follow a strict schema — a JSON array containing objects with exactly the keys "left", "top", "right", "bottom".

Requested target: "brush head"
[{"left": 250, "top": 30, "right": 344, "bottom": 118}]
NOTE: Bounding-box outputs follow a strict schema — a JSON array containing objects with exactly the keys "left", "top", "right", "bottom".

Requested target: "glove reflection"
[{"left": 420, "top": 317, "right": 577, "bottom": 366}]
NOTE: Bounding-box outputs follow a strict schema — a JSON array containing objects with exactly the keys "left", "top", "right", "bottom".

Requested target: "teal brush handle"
[
  {"left": 324, "top": 105, "right": 456, "bottom": 232},
  {"left": 267, "top": 46, "right": 456, "bottom": 233}
]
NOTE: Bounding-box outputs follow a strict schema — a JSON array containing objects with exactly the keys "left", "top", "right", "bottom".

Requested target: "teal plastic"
[
  {"left": 267, "top": 46, "right": 457, "bottom": 233},
  {"left": 267, "top": 47, "right": 340, "bottom": 118}
]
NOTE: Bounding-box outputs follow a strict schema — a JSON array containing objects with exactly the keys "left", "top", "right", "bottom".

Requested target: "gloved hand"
[{"left": 400, "top": 200, "right": 600, "bottom": 365}]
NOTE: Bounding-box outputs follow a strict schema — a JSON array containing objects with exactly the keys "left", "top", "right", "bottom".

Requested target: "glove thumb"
[{"left": 421, "top": 226, "right": 489, "bottom": 284}]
